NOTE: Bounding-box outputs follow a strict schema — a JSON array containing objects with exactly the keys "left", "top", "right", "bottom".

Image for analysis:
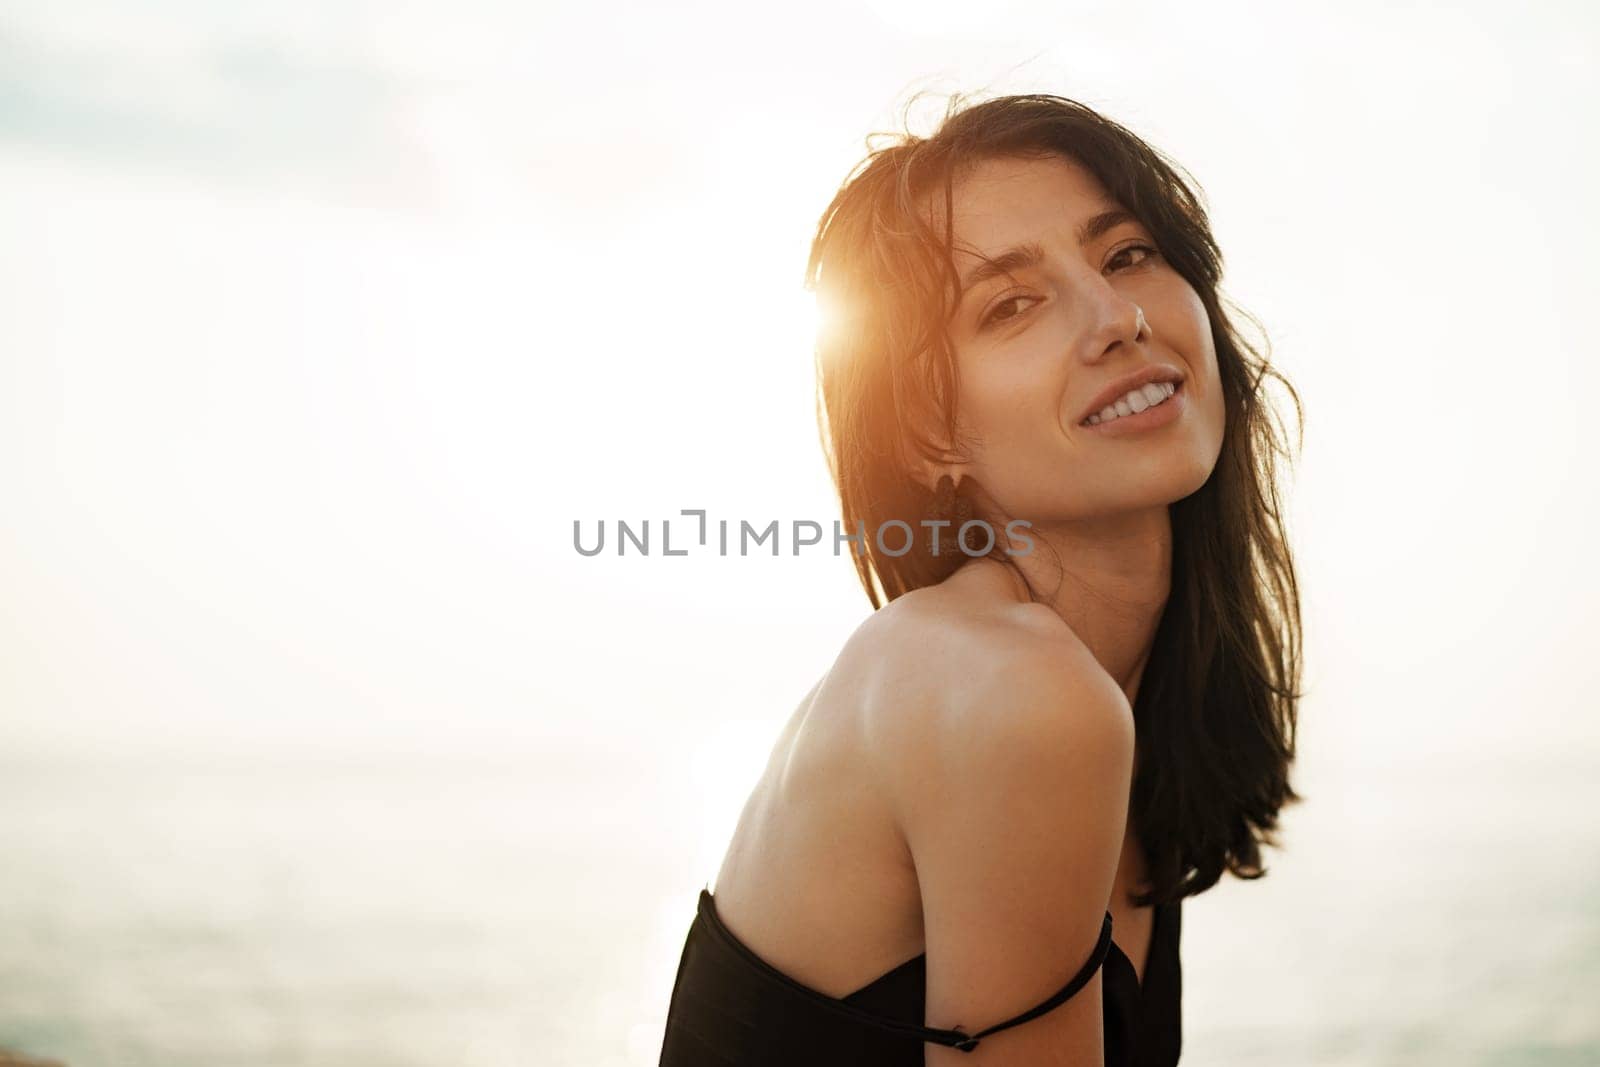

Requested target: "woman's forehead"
[{"left": 925, "top": 154, "right": 1123, "bottom": 248}]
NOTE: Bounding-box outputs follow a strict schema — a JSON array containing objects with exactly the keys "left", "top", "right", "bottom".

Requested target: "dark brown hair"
[{"left": 804, "top": 92, "right": 1303, "bottom": 907}]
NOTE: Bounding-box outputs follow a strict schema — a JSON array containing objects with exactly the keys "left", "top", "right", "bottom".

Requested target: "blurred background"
[{"left": 1, "top": 1, "right": 1596, "bottom": 1064}]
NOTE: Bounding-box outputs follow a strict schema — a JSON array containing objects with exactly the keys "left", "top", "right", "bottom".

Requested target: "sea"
[{"left": 1, "top": 749, "right": 1596, "bottom": 1066}]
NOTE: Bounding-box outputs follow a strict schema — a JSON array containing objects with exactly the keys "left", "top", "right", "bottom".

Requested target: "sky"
[{"left": 2, "top": 0, "right": 1597, "bottom": 795}]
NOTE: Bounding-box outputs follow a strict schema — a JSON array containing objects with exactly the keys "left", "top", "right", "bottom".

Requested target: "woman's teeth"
[{"left": 1084, "top": 381, "right": 1177, "bottom": 425}]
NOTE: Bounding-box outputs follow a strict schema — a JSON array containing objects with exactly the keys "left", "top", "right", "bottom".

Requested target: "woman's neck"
[{"left": 1004, "top": 506, "right": 1173, "bottom": 706}]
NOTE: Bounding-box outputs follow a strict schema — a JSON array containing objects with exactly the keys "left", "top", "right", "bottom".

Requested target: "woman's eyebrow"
[{"left": 956, "top": 208, "right": 1140, "bottom": 307}]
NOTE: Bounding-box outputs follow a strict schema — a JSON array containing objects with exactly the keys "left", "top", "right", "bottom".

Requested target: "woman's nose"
[{"left": 1073, "top": 277, "right": 1148, "bottom": 363}]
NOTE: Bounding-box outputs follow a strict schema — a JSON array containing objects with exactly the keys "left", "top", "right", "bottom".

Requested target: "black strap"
[
  {"left": 935, "top": 910, "right": 1116, "bottom": 1052},
  {"left": 695, "top": 889, "right": 1114, "bottom": 1055}
]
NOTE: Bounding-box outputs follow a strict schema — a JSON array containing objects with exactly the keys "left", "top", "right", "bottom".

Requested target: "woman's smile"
[{"left": 1077, "top": 379, "right": 1187, "bottom": 437}]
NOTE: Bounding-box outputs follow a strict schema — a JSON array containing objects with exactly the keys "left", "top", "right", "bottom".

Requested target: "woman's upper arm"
[{"left": 900, "top": 659, "right": 1135, "bottom": 1065}]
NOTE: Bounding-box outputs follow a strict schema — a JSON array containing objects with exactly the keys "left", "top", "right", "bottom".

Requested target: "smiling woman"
[{"left": 657, "top": 91, "right": 1304, "bottom": 1066}]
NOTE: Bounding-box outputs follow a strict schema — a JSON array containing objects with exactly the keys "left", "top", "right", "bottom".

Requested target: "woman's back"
[{"left": 671, "top": 560, "right": 1172, "bottom": 1062}]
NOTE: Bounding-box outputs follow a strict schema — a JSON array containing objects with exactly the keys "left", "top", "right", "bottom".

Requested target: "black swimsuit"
[{"left": 658, "top": 886, "right": 1182, "bottom": 1065}]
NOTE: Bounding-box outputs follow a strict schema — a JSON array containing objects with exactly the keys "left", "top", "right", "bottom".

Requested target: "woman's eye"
[
  {"left": 980, "top": 294, "right": 1039, "bottom": 330},
  {"left": 1108, "top": 243, "right": 1159, "bottom": 272},
  {"left": 978, "top": 246, "right": 1157, "bottom": 331}
]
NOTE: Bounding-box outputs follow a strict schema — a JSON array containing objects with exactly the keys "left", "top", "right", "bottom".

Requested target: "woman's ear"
[
  {"left": 910, "top": 459, "right": 945, "bottom": 496},
  {"left": 905, "top": 415, "right": 970, "bottom": 495}
]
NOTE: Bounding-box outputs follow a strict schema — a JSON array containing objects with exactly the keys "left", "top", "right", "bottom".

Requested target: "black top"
[{"left": 658, "top": 887, "right": 1182, "bottom": 1065}]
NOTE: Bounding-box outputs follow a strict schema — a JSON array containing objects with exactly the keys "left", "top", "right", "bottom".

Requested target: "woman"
[{"left": 657, "top": 92, "right": 1302, "bottom": 1065}]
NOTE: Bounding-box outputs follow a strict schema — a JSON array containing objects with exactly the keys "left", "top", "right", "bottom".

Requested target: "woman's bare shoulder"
[{"left": 831, "top": 568, "right": 1133, "bottom": 803}]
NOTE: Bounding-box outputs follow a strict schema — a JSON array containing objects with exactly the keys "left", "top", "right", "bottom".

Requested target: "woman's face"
[{"left": 932, "top": 153, "right": 1226, "bottom": 523}]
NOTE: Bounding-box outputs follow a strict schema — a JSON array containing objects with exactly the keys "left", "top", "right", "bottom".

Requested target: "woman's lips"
[{"left": 1078, "top": 380, "right": 1187, "bottom": 436}]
